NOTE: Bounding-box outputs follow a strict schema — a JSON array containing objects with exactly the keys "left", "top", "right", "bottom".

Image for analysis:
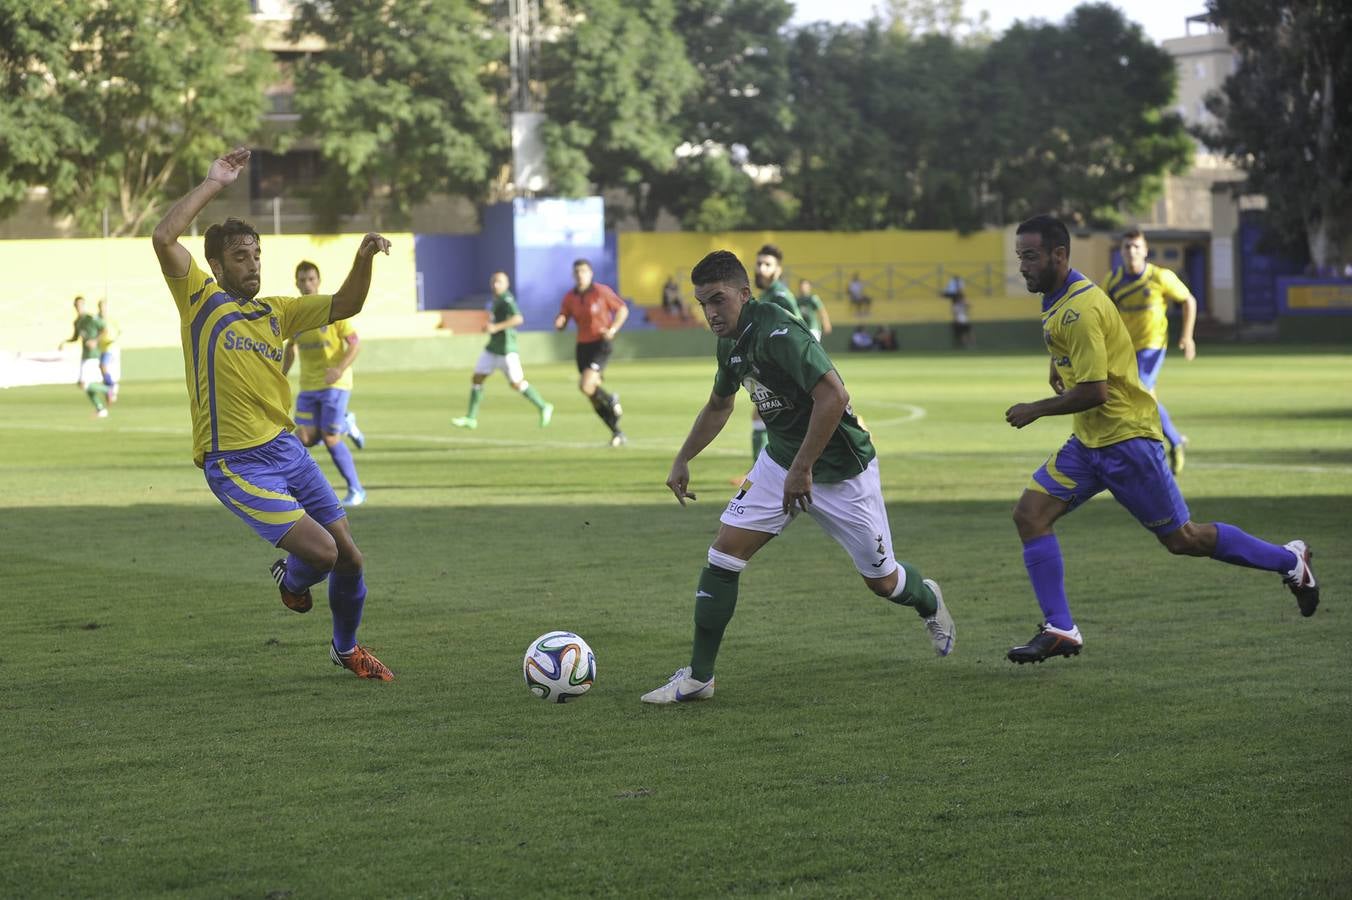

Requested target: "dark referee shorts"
[{"left": 575, "top": 339, "right": 613, "bottom": 373}]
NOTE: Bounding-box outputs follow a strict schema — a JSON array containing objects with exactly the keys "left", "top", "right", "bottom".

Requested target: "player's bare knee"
[
  {"left": 322, "top": 433, "right": 342, "bottom": 448},
  {"left": 1160, "top": 525, "right": 1205, "bottom": 557},
  {"left": 1012, "top": 502, "right": 1042, "bottom": 539},
  {"left": 336, "top": 546, "right": 363, "bottom": 572}
]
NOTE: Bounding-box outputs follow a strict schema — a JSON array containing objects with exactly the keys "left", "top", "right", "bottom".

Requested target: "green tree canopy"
[
  {"left": 1, "top": 0, "right": 271, "bottom": 236},
  {"left": 289, "top": 0, "right": 508, "bottom": 231},
  {"left": 973, "top": 2, "right": 1194, "bottom": 228},
  {"left": 538, "top": 0, "right": 699, "bottom": 228},
  {"left": 1202, "top": 0, "right": 1352, "bottom": 267},
  {"left": 0, "top": 4, "right": 82, "bottom": 219}
]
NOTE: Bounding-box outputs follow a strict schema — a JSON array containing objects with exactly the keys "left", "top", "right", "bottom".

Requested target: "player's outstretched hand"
[
  {"left": 207, "top": 147, "right": 251, "bottom": 187},
  {"left": 1179, "top": 336, "right": 1197, "bottom": 361},
  {"left": 357, "top": 233, "right": 392, "bottom": 259},
  {"left": 666, "top": 459, "right": 696, "bottom": 507},
  {"left": 1005, "top": 403, "right": 1039, "bottom": 429}
]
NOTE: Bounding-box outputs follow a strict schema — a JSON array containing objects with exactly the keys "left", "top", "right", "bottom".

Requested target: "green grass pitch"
[{"left": 2, "top": 347, "right": 1349, "bottom": 897}]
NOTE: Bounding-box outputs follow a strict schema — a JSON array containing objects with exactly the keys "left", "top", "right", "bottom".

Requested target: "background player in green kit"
[
  {"left": 452, "top": 271, "right": 553, "bottom": 430},
  {"left": 796, "top": 278, "right": 832, "bottom": 342},
  {"left": 641, "top": 250, "right": 954, "bottom": 705},
  {"left": 742, "top": 244, "right": 802, "bottom": 471},
  {"left": 60, "top": 295, "right": 110, "bottom": 417}
]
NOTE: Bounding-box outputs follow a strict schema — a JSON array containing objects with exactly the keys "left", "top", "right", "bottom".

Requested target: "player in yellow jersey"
[
  {"left": 282, "top": 260, "right": 367, "bottom": 507},
  {"left": 151, "top": 146, "right": 395, "bottom": 681},
  {"left": 95, "top": 298, "right": 121, "bottom": 404},
  {"left": 1002, "top": 216, "right": 1318, "bottom": 664},
  {"left": 1102, "top": 228, "right": 1197, "bottom": 473}
]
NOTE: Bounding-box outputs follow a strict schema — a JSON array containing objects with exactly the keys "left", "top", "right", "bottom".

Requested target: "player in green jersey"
[
  {"left": 641, "top": 250, "right": 955, "bottom": 704},
  {"left": 742, "top": 244, "right": 802, "bottom": 468},
  {"left": 796, "top": 278, "right": 832, "bottom": 342},
  {"left": 60, "top": 295, "right": 110, "bottom": 417},
  {"left": 452, "top": 271, "right": 554, "bottom": 430}
]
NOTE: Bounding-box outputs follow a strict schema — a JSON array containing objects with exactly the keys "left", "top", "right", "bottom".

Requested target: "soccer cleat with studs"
[
  {"left": 641, "top": 666, "right": 714, "bottom": 704},
  {"left": 330, "top": 642, "right": 394, "bottom": 681},
  {"left": 609, "top": 431, "right": 627, "bottom": 448},
  {"left": 1008, "top": 623, "right": 1083, "bottom": 664},
  {"left": 922, "top": 578, "right": 955, "bottom": 657},
  {"left": 1169, "top": 436, "right": 1188, "bottom": 475},
  {"left": 1282, "top": 540, "right": 1319, "bottom": 617},
  {"left": 270, "top": 558, "right": 313, "bottom": 614},
  {"left": 344, "top": 411, "right": 365, "bottom": 449},
  {"left": 451, "top": 416, "right": 478, "bottom": 430}
]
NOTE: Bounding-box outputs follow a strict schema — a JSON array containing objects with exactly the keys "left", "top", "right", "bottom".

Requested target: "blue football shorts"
[
  {"left": 204, "top": 431, "right": 345, "bottom": 545},
  {"left": 1029, "top": 435, "right": 1190, "bottom": 536},
  {"left": 295, "top": 388, "right": 352, "bottom": 435}
]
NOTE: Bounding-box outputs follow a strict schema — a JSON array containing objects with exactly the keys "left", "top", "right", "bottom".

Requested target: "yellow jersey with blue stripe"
[
  {"left": 97, "top": 318, "right": 120, "bottom": 351},
  {"left": 166, "top": 258, "right": 332, "bottom": 466},
  {"left": 290, "top": 319, "right": 357, "bottom": 392},
  {"left": 1101, "top": 263, "right": 1192, "bottom": 351},
  {"left": 1042, "top": 270, "right": 1162, "bottom": 448}
]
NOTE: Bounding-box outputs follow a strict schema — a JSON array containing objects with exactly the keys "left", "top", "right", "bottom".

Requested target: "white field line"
[{"left": 9, "top": 416, "right": 1352, "bottom": 475}]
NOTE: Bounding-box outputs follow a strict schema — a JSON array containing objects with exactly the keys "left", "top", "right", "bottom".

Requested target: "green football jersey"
[
  {"left": 74, "top": 314, "right": 104, "bottom": 360},
  {"left": 797, "top": 293, "right": 824, "bottom": 332},
  {"left": 758, "top": 280, "right": 801, "bottom": 320},
  {"left": 713, "top": 301, "right": 874, "bottom": 482},
  {"left": 486, "top": 291, "right": 520, "bottom": 355}
]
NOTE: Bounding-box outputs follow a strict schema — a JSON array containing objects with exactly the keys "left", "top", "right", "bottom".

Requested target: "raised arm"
[
  {"left": 152, "top": 147, "right": 250, "bottom": 278},
  {"left": 666, "top": 390, "right": 737, "bottom": 506},
  {"left": 329, "top": 233, "right": 392, "bottom": 322}
]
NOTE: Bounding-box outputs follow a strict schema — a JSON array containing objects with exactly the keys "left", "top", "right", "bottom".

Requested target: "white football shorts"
[
  {"left": 473, "top": 350, "right": 525, "bottom": 383},
  {"left": 719, "top": 452, "right": 898, "bottom": 578}
]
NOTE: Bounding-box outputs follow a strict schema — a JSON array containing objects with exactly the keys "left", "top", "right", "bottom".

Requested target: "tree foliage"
[
  {"left": 1, "top": 0, "right": 271, "bottom": 236},
  {"left": 538, "top": 0, "right": 699, "bottom": 228},
  {"left": 972, "top": 3, "right": 1194, "bottom": 228},
  {"left": 645, "top": 0, "right": 796, "bottom": 229},
  {"left": 289, "top": 0, "right": 508, "bottom": 230},
  {"left": 1202, "top": 0, "right": 1352, "bottom": 266},
  {"left": 0, "top": 4, "right": 82, "bottom": 219}
]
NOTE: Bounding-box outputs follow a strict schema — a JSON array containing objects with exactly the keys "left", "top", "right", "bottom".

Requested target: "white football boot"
[
  {"left": 922, "top": 578, "right": 955, "bottom": 657},
  {"left": 640, "top": 666, "right": 714, "bottom": 704}
]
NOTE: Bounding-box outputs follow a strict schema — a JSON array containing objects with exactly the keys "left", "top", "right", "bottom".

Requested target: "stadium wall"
[{"left": 1, "top": 233, "right": 427, "bottom": 355}]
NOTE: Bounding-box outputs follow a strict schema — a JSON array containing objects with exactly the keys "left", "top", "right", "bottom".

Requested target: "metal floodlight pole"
[{"left": 507, "top": 0, "right": 539, "bottom": 114}]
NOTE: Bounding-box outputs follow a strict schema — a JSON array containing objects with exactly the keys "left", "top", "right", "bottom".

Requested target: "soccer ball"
[{"left": 523, "top": 631, "right": 596, "bottom": 702}]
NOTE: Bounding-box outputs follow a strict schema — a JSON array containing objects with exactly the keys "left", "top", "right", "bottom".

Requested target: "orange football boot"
[{"left": 329, "top": 642, "right": 394, "bottom": 681}]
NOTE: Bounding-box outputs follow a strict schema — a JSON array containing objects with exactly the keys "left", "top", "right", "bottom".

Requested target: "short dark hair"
[
  {"left": 72, "top": 295, "right": 85, "bottom": 308},
  {"left": 756, "top": 243, "right": 783, "bottom": 262},
  {"left": 295, "top": 260, "right": 320, "bottom": 279},
  {"left": 1016, "top": 215, "right": 1071, "bottom": 255},
  {"left": 573, "top": 258, "right": 592, "bottom": 270},
  {"left": 691, "top": 250, "right": 750, "bottom": 288},
  {"left": 1121, "top": 227, "right": 1145, "bottom": 242},
  {"left": 204, "top": 217, "right": 260, "bottom": 266}
]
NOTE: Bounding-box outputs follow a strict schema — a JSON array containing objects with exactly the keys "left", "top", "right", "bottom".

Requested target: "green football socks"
[
  {"left": 86, "top": 383, "right": 109, "bottom": 412},
  {"left": 690, "top": 565, "right": 740, "bottom": 682},
  {"left": 521, "top": 384, "right": 547, "bottom": 410},
  {"left": 889, "top": 561, "right": 937, "bottom": 617},
  {"left": 465, "top": 384, "right": 483, "bottom": 418},
  {"left": 751, "top": 428, "right": 768, "bottom": 458}
]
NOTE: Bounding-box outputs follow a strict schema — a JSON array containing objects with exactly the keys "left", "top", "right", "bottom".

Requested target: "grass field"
[{"left": 3, "top": 347, "right": 1349, "bottom": 898}]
